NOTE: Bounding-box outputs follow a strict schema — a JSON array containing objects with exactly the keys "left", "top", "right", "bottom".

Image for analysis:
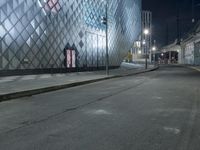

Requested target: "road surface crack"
[{"left": 3, "top": 79, "right": 149, "bottom": 134}]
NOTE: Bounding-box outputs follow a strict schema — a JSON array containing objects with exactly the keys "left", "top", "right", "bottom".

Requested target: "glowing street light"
[
  {"left": 152, "top": 46, "right": 156, "bottom": 51},
  {"left": 142, "top": 40, "right": 146, "bottom": 45},
  {"left": 143, "top": 29, "right": 150, "bottom": 69},
  {"left": 144, "top": 29, "right": 150, "bottom": 35},
  {"left": 152, "top": 46, "right": 157, "bottom": 65}
]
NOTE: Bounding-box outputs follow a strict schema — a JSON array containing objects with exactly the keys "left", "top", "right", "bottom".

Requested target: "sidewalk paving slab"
[{"left": 0, "top": 66, "right": 158, "bottom": 102}]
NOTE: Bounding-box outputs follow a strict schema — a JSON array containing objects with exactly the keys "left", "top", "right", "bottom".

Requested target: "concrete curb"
[
  {"left": 187, "top": 66, "right": 200, "bottom": 72},
  {"left": 0, "top": 66, "right": 159, "bottom": 102}
]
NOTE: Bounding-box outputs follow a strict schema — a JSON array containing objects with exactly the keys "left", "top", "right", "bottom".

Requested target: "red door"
[{"left": 66, "top": 49, "right": 76, "bottom": 68}]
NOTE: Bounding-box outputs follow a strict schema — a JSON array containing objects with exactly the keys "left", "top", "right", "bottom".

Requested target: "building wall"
[
  {"left": 194, "top": 41, "right": 200, "bottom": 65},
  {"left": 180, "top": 21, "right": 200, "bottom": 66},
  {"left": 183, "top": 43, "right": 195, "bottom": 65},
  {"left": 181, "top": 38, "right": 200, "bottom": 65},
  {"left": 142, "top": 11, "right": 152, "bottom": 55},
  {"left": 0, "top": 0, "right": 141, "bottom": 74}
]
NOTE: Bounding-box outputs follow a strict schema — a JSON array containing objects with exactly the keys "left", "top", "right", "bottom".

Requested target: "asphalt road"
[{"left": 0, "top": 65, "right": 200, "bottom": 150}]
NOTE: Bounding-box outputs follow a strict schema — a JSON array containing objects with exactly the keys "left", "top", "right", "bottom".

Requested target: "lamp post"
[
  {"left": 161, "top": 53, "right": 164, "bottom": 64},
  {"left": 143, "top": 29, "right": 149, "bottom": 69},
  {"left": 152, "top": 40, "right": 157, "bottom": 66},
  {"left": 152, "top": 46, "right": 157, "bottom": 66},
  {"left": 101, "top": 0, "right": 109, "bottom": 75},
  {"left": 105, "top": 0, "right": 109, "bottom": 76}
]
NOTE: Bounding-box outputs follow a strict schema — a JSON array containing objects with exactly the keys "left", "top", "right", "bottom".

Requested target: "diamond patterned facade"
[{"left": 0, "top": 0, "right": 141, "bottom": 74}]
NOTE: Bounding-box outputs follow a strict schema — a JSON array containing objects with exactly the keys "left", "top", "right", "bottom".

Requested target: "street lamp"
[
  {"left": 101, "top": 0, "right": 109, "bottom": 75},
  {"left": 144, "top": 29, "right": 150, "bottom": 35},
  {"left": 152, "top": 46, "right": 156, "bottom": 51},
  {"left": 152, "top": 46, "right": 157, "bottom": 65},
  {"left": 143, "top": 28, "right": 149, "bottom": 69},
  {"left": 161, "top": 53, "right": 164, "bottom": 63},
  {"left": 142, "top": 40, "right": 146, "bottom": 45},
  {"left": 105, "top": 1, "right": 109, "bottom": 75}
]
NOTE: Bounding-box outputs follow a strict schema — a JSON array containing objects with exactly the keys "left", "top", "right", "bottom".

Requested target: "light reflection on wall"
[{"left": 0, "top": 0, "right": 141, "bottom": 71}]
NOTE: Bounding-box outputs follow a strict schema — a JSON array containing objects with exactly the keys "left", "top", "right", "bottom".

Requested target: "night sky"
[{"left": 143, "top": 0, "right": 200, "bottom": 47}]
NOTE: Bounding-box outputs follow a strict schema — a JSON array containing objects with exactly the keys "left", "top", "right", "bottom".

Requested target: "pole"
[
  {"left": 105, "top": 1, "right": 109, "bottom": 75},
  {"left": 192, "top": 0, "right": 195, "bottom": 23},
  {"left": 176, "top": 1, "right": 180, "bottom": 44},
  {"left": 153, "top": 40, "right": 156, "bottom": 66},
  {"left": 154, "top": 52, "right": 156, "bottom": 66},
  {"left": 145, "top": 34, "right": 148, "bottom": 69},
  {"left": 166, "top": 22, "right": 169, "bottom": 45}
]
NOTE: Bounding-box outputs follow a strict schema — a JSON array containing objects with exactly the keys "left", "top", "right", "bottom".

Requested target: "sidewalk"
[{"left": 0, "top": 65, "right": 158, "bottom": 102}]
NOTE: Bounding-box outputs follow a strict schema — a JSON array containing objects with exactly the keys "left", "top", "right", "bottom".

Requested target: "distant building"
[
  {"left": 131, "top": 10, "right": 152, "bottom": 63},
  {"left": 142, "top": 10, "right": 152, "bottom": 60},
  {"left": 160, "top": 21, "right": 200, "bottom": 65}
]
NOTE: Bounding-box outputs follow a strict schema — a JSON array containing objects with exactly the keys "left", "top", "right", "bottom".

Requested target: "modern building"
[
  {"left": 0, "top": 0, "right": 142, "bottom": 75},
  {"left": 142, "top": 10, "right": 152, "bottom": 60},
  {"left": 131, "top": 10, "right": 152, "bottom": 63}
]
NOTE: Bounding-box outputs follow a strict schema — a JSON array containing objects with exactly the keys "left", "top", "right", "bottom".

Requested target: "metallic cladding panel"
[{"left": 0, "top": 0, "right": 141, "bottom": 71}]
